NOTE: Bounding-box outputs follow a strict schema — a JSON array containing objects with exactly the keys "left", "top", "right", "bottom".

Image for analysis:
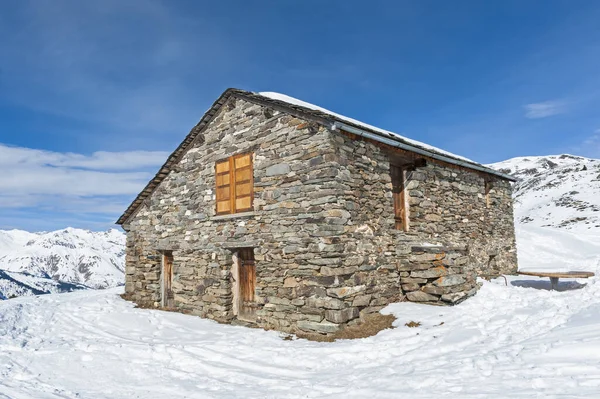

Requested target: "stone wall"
[
  {"left": 123, "top": 96, "right": 517, "bottom": 336},
  {"left": 327, "top": 130, "right": 517, "bottom": 305}
]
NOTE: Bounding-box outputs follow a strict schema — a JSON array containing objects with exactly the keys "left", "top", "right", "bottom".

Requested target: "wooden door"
[
  {"left": 163, "top": 252, "right": 174, "bottom": 308},
  {"left": 238, "top": 248, "right": 256, "bottom": 320}
]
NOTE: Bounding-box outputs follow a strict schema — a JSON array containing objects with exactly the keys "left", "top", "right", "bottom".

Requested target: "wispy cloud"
[
  {"left": 0, "top": 144, "right": 169, "bottom": 171},
  {"left": 0, "top": 143, "right": 167, "bottom": 228},
  {"left": 523, "top": 100, "right": 567, "bottom": 119},
  {"left": 568, "top": 130, "right": 600, "bottom": 159},
  {"left": 0, "top": 0, "right": 234, "bottom": 142}
]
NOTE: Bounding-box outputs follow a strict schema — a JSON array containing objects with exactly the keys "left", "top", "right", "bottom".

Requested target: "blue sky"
[{"left": 1, "top": 0, "right": 600, "bottom": 231}]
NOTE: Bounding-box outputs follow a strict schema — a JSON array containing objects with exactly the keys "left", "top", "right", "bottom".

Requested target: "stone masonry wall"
[
  {"left": 124, "top": 96, "right": 518, "bottom": 336},
  {"left": 327, "top": 131, "right": 517, "bottom": 305}
]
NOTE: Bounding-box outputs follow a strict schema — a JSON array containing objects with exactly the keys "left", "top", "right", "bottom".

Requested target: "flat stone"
[
  {"left": 297, "top": 320, "right": 340, "bottom": 334},
  {"left": 321, "top": 266, "right": 358, "bottom": 276},
  {"left": 326, "top": 285, "right": 366, "bottom": 299},
  {"left": 433, "top": 274, "right": 466, "bottom": 287},
  {"left": 411, "top": 267, "right": 447, "bottom": 279},
  {"left": 406, "top": 290, "right": 439, "bottom": 302},
  {"left": 441, "top": 291, "right": 468, "bottom": 304},
  {"left": 266, "top": 163, "right": 291, "bottom": 176},
  {"left": 411, "top": 253, "right": 444, "bottom": 262}
]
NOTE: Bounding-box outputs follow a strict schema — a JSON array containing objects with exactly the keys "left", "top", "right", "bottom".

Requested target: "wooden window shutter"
[
  {"left": 215, "top": 153, "right": 253, "bottom": 215},
  {"left": 215, "top": 159, "right": 232, "bottom": 215},
  {"left": 233, "top": 153, "right": 253, "bottom": 213},
  {"left": 391, "top": 165, "right": 408, "bottom": 231}
]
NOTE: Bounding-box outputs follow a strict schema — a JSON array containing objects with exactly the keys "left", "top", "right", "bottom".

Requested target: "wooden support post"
[{"left": 550, "top": 277, "right": 559, "bottom": 291}]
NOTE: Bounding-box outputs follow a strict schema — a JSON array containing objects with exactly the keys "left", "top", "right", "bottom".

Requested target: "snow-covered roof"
[{"left": 259, "top": 92, "right": 474, "bottom": 163}]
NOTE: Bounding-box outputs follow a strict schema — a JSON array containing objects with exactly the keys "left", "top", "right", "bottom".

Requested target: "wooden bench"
[{"left": 517, "top": 270, "right": 595, "bottom": 290}]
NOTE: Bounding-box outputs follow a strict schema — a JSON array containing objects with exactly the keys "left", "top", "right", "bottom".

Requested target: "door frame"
[
  {"left": 160, "top": 250, "right": 174, "bottom": 308},
  {"left": 232, "top": 247, "right": 256, "bottom": 321}
]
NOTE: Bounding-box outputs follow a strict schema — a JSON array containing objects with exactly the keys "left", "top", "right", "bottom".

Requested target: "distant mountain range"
[
  {"left": 488, "top": 154, "right": 600, "bottom": 232},
  {"left": 0, "top": 228, "right": 125, "bottom": 298}
]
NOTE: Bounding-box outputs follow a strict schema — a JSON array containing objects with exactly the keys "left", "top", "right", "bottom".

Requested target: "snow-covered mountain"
[
  {"left": 488, "top": 154, "right": 600, "bottom": 231},
  {"left": 0, "top": 228, "right": 125, "bottom": 298}
]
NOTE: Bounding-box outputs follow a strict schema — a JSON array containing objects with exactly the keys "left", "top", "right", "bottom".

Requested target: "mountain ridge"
[
  {"left": 488, "top": 153, "right": 600, "bottom": 231},
  {"left": 0, "top": 227, "right": 125, "bottom": 298}
]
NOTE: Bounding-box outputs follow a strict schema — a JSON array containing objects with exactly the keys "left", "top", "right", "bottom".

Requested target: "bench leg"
[{"left": 550, "top": 277, "right": 559, "bottom": 290}]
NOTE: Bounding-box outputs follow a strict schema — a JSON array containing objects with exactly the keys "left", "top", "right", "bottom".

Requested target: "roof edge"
[
  {"left": 116, "top": 88, "right": 246, "bottom": 225},
  {"left": 332, "top": 121, "right": 517, "bottom": 182}
]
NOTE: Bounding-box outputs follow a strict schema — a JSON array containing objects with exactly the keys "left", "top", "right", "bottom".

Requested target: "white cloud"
[
  {"left": 524, "top": 101, "right": 567, "bottom": 119},
  {"left": 0, "top": 144, "right": 169, "bottom": 171},
  {"left": 0, "top": 144, "right": 167, "bottom": 220}
]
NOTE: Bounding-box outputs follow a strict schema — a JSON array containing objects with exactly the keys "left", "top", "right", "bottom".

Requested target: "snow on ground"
[{"left": 1, "top": 225, "right": 600, "bottom": 398}]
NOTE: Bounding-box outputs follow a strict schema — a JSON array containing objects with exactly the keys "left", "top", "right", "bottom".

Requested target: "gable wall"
[{"left": 124, "top": 97, "right": 364, "bottom": 332}]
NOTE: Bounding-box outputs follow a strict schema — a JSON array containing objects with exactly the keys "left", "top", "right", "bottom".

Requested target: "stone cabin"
[{"left": 117, "top": 88, "right": 517, "bottom": 336}]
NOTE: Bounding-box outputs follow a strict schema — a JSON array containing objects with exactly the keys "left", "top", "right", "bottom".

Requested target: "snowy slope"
[
  {"left": 0, "top": 228, "right": 125, "bottom": 292},
  {"left": 0, "top": 236, "right": 599, "bottom": 399},
  {"left": 0, "top": 270, "right": 86, "bottom": 298},
  {"left": 489, "top": 154, "right": 600, "bottom": 231}
]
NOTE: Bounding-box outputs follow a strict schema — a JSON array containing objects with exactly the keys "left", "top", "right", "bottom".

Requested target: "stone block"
[
  {"left": 402, "top": 283, "right": 420, "bottom": 292},
  {"left": 325, "top": 307, "right": 359, "bottom": 323},
  {"left": 283, "top": 277, "right": 299, "bottom": 287},
  {"left": 421, "top": 285, "right": 445, "bottom": 295},
  {"left": 406, "top": 290, "right": 439, "bottom": 302},
  {"left": 306, "top": 296, "right": 345, "bottom": 310},
  {"left": 297, "top": 320, "right": 340, "bottom": 334},
  {"left": 433, "top": 275, "right": 466, "bottom": 287},
  {"left": 352, "top": 294, "right": 371, "bottom": 307},
  {"left": 441, "top": 291, "right": 468, "bottom": 304}
]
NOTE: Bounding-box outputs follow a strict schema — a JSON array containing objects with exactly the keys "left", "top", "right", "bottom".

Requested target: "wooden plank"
[
  {"left": 216, "top": 160, "right": 230, "bottom": 173},
  {"left": 235, "top": 197, "right": 252, "bottom": 212},
  {"left": 239, "top": 248, "right": 256, "bottom": 318},
  {"left": 216, "top": 200, "right": 231, "bottom": 214},
  {"left": 518, "top": 270, "right": 594, "bottom": 278},
  {"left": 234, "top": 153, "right": 251, "bottom": 169}
]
